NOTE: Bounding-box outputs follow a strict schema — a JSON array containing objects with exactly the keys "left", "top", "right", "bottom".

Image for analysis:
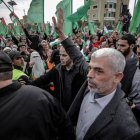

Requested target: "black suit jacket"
[
  {"left": 68, "top": 81, "right": 140, "bottom": 140},
  {"left": 121, "top": 54, "right": 138, "bottom": 95}
]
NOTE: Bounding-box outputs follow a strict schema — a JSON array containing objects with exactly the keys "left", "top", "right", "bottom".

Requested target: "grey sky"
[{"left": 0, "top": 0, "right": 135, "bottom": 24}]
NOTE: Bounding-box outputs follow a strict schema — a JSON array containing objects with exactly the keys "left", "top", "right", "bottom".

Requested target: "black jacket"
[
  {"left": 31, "top": 38, "right": 88, "bottom": 111},
  {"left": 0, "top": 82, "right": 75, "bottom": 140},
  {"left": 121, "top": 54, "right": 138, "bottom": 95},
  {"left": 31, "top": 63, "right": 85, "bottom": 111}
]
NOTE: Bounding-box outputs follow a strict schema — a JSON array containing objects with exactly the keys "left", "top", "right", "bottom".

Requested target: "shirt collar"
[{"left": 89, "top": 89, "right": 116, "bottom": 108}]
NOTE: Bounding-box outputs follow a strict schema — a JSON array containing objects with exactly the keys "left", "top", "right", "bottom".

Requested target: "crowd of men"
[{"left": 0, "top": 8, "right": 140, "bottom": 140}]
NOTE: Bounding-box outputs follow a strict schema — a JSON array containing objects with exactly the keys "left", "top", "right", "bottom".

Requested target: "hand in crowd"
[
  {"left": 29, "top": 61, "right": 35, "bottom": 67},
  {"left": 52, "top": 8, "right": 67, "bottom": 41},
  {"left": 131, "top": 103, "right": 136, "bottom": 109}
]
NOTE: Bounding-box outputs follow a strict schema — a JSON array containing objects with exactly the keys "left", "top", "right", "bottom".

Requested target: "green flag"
[
  {"left": 27, "top": 0, "right": 44, "bottom": 23},
  {"left": 129, "top": 0, "right": 140, "bottom": 34},
  {"left": 56, "top": 0, "right": 72, "bottom": 35},
  {"left": 116, "top": 21, "right": 122, "bottom": 35},
  {"left": 0, "top": 0, "right": 2, "bottom": 4},
  {"left": 88, "top": 21, "right": 96, "bottom": 35},
  {"left": 136, "top": 23, "right": 140, "bottom": 36},
  {"left": 72, "top": 22, "right": 79, "bottom": 30},
  {"left": 15, "top": 26, "right": 21, "bottom": 35},
  {"left": 45, "top": 22, "right": 50, "bottom": 35},
  {"left": 67, "top": 0, "right": 92, "bottom": 22},
  {"left": 37, "top": 23, "right": 41, "bottom": 33},
  {"left": 0, "top": 23, "right": 7, "bottom": 35}
]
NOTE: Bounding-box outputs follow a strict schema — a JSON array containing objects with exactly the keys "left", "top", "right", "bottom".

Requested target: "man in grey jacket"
[{"left": 52, "top": 8, "right": 140, "bottom": 140}]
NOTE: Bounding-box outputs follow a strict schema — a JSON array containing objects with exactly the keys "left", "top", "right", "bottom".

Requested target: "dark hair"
[{"left": 120, "top": 34, "right": 136, "bottom": 45}]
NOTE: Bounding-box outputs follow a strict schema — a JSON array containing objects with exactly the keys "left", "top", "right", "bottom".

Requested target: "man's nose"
[{"left": 87, "top": 69, "right": 95, "bottom": 78}]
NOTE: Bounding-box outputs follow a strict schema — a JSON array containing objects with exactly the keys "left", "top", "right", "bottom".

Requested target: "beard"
[
  {"left": 88, "top": 78, "right": 114, "bottom": 95},
  {"left": 121, "top": 47, "right": 131, "bottom": 57}
]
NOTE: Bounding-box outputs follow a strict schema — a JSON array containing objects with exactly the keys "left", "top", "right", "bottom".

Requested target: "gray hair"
[{"left": 91, "top": 48, "right": 126, "bottom": 73}]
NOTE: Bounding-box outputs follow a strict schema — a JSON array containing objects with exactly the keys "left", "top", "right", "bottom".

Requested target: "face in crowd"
[
  {"left": 117, "top": 39, "right": 132, "bottom": 57},
  {"left": 87, "top": 49, "right": 125, "bottom": 95},
  {"left": 59, "top": 46, "right": 72, "bottom": 67},
  {"left": 12, "top": 56, "right": 24, "bottom": 67},
  {"left": 41, "top": 40, "right": 50, "bottom": 51}
]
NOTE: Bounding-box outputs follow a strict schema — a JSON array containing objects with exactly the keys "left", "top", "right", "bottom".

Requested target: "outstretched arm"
[{"left": 52, "top": 8, "right": 89, "bottom": 78}]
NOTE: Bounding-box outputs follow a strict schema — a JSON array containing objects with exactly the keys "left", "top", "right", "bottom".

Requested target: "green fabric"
[
  {"left": 72, "top": 22, "right": 79, "bottom": 29},
  {"left": 56, "top": 0, "right": 72, "bottom": 35},
  {"left": 67, "top": 0, "right": 92, "bottom": 22},
  {"left": 9, "top": 12, "right": 18, "bottom": 25},
  {"left": 45, "top": 22, "right": 50, "bottom": 35},
  {"left": 116, "top": 21, "right": 122, "bottom": 35},
  {"left": 15, "top": 26, "right": 21, "bottom": 35},
  {"left": 88, "top": 21, "right": 96, "bottom": 35},
  {"left": 27, "top": 0, "right": 44, "bottom": 23},
  {"left": 129, "top": 0, "right": 140, "bottom": 34},
  {"left": 12, "top": 69, "right": 28, "bottom": 80},
  {"left": 37, "top": 23, "right": 41, "bottom": 32},
  {"left": 137, "top": 24, "right": 140, "bottom": 36},
  {"left": 0, "top": 22, "right": 7, "bottom": 35},
  {"left": 0, "top": 0, "right": 2, "bottom": 4}
]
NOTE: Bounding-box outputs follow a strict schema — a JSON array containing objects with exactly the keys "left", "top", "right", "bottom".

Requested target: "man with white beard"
[{"left": 52, "top": 8, "right": 140, "bottom": 140}]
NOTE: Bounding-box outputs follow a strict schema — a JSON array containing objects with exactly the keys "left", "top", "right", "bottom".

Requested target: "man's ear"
[
  {"left": 114, "top": 72, "right": 124, "bottom": 84},
  {"left": 130, "top": 44, "right": 135, "bottom": 49}
]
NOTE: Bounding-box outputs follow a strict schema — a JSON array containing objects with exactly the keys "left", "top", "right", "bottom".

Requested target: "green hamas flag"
[
  {"left": 45, "top": 22, "right": 50, "bottom": 35},
  {"left": 129, "top": 0, "right": 140, "bottom": 34},
  {"left": 15, "top": 26, "right": 21, "bottom": 35},
  {"left": 0, "top": 23, "right": 7, "bottom": 35},
  {"left": 88, "top": 21, "right": 96, "bottom": 35},
  {"left": 67, "top": 0, "right": 92, "bottom": 22},
  {"left": 56, "top": 0, "right": 72, "bottom": 35},
  {"left": 27, "top": 0, "right": 44, "bottom": 23},
  {"left": 116, "top": 21, "right": 122, "bottom": 35}
]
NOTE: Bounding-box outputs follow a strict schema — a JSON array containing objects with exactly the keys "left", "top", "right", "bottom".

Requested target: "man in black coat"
[
  {"left": 52, "top": 8, "right": 140, "bottom": 140},
  {"left": 117, "top": 34, "right": 140, "bottom": 125},
  {"left": 31, "top": 40, "right": 86, "bottom": 112},
  {"left": 0, "top": 51, "right": 75, "bottom": 140}
]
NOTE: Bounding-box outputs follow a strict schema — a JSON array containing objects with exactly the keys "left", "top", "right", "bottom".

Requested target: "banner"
[
  {"left": 27, "top": 0, "right": 44, "bottom": 23},
  {"left": 0, "top": 23, "right": 7, "bottom": 35},
  {"left": 9, "top": 12, "right": 18, "bottom": 24},
  {"left": 56, "top": 0, "right": 72, "bottom": 35},
  {"left": 129, "top": 0, "right": 140, "bottom": 34},
  {"left": 67, "top": 0, "right": 92, "bottom": 22}
]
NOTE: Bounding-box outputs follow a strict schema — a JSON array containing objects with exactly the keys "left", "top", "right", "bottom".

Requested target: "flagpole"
[
  {"left": 1, "top": 0, "right": 13, "bottom": 13},
  {"left": 43, "top": 0, "right": 44, "bottom": 23},
  {"left": 1, "top": 0, "right": 23, "bottom": 25}
]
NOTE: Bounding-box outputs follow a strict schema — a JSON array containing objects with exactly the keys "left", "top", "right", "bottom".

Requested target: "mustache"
[{"left": 87, "top": 78, "right": 97, "bottom": 86}]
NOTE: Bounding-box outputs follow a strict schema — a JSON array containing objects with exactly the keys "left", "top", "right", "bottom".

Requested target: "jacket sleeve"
[
  {"left": 23, "top": 28, "right": 32, "bottom": 42},
  {"left": 30, "top": 67, "right": 56, "bottom": 87},
  {"left": 61, "top": 38, "right": 89, "bottom": 79},
  {"left": 11, "top": 35, "right": 19, "bottom": 46},
  {"left": 50, "top": 96, "right": 76, "bottom": 140},
  {"left": 31, "top": 88, "right": 75, "bottom": 140}
]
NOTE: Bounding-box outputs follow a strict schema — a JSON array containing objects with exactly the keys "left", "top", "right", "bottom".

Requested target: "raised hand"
[{"left": 52, "top": 8, "right": 66, "bottom": 41}]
